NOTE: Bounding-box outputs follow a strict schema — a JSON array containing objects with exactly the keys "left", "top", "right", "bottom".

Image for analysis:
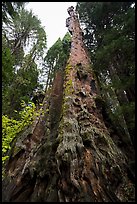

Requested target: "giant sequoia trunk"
[{"left": 2, "top": 7, "right": 135, "bottom": 202}]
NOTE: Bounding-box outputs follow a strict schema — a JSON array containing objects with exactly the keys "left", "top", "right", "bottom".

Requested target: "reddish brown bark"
[{"left": 2, "top": 6, "right": 135, "bottom": 202}]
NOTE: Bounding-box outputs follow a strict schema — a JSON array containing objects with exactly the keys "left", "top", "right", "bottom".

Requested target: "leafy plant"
[{"left": 2, "top": 101, "right": 36, "bottom": 166}]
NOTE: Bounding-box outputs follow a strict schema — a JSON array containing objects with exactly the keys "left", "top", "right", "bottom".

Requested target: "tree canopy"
[
  {"left": 76, "top": 2, "right": 135, "bottom": 148},
  {"left": 2, "top": 3, "right": 47, "bottom": 118},
  {"left": 43, "top": 32, "right": 71, "bottom": 91}
]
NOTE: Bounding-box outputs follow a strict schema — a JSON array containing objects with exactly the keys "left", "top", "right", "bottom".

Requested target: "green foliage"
[
  {"left": 2, "top": 101, "right": 36, "bottom": 166},
  {"left": 44, "top": 32, "right": 71, "bottom": 89},
  {"left": 77, "top": 2, "right": 135, "bottom": 145},
  {"left": 2, "top": 2, "right": 26, "bottom": 24},
  {"left": 3, "top": 7, "right": 47, "bottom": 65},
  {"left": 62, "top": 32, "right": 71, "bottom": 59},
  {"left": 2, "top": 4, "right": 47, "bottom": 118},
  {"left": 2, "top": 36, "right": 15, "bottom": 88},
  {"left": 45, "top": 33, "right": 71, "bottom": 71},
  {"left": 2, "top": 57, "right": 39, "bottom": 118}
]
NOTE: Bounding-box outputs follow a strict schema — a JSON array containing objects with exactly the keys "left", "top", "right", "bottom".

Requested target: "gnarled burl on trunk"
[{"left": 2, "top": 6, "right": 135, "bottom": 202}]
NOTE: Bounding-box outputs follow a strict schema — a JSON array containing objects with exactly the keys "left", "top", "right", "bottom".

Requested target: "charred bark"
[{"left": 2, "top": 6, "right": 135, "bottom": 202}]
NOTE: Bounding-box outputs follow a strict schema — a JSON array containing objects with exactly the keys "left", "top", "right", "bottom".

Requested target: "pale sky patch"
[{"left": 25, "top": 2, "right": 77, "bottom": 50}]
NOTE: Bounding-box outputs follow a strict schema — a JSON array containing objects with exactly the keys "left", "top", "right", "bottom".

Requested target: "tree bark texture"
[{"left": 2, "top": 7, "right": 135, "bottom": 202}]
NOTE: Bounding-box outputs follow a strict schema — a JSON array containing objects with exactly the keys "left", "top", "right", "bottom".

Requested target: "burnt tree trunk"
[{"left": 2, "top": 6, "right": 135, "bottom": 202}]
